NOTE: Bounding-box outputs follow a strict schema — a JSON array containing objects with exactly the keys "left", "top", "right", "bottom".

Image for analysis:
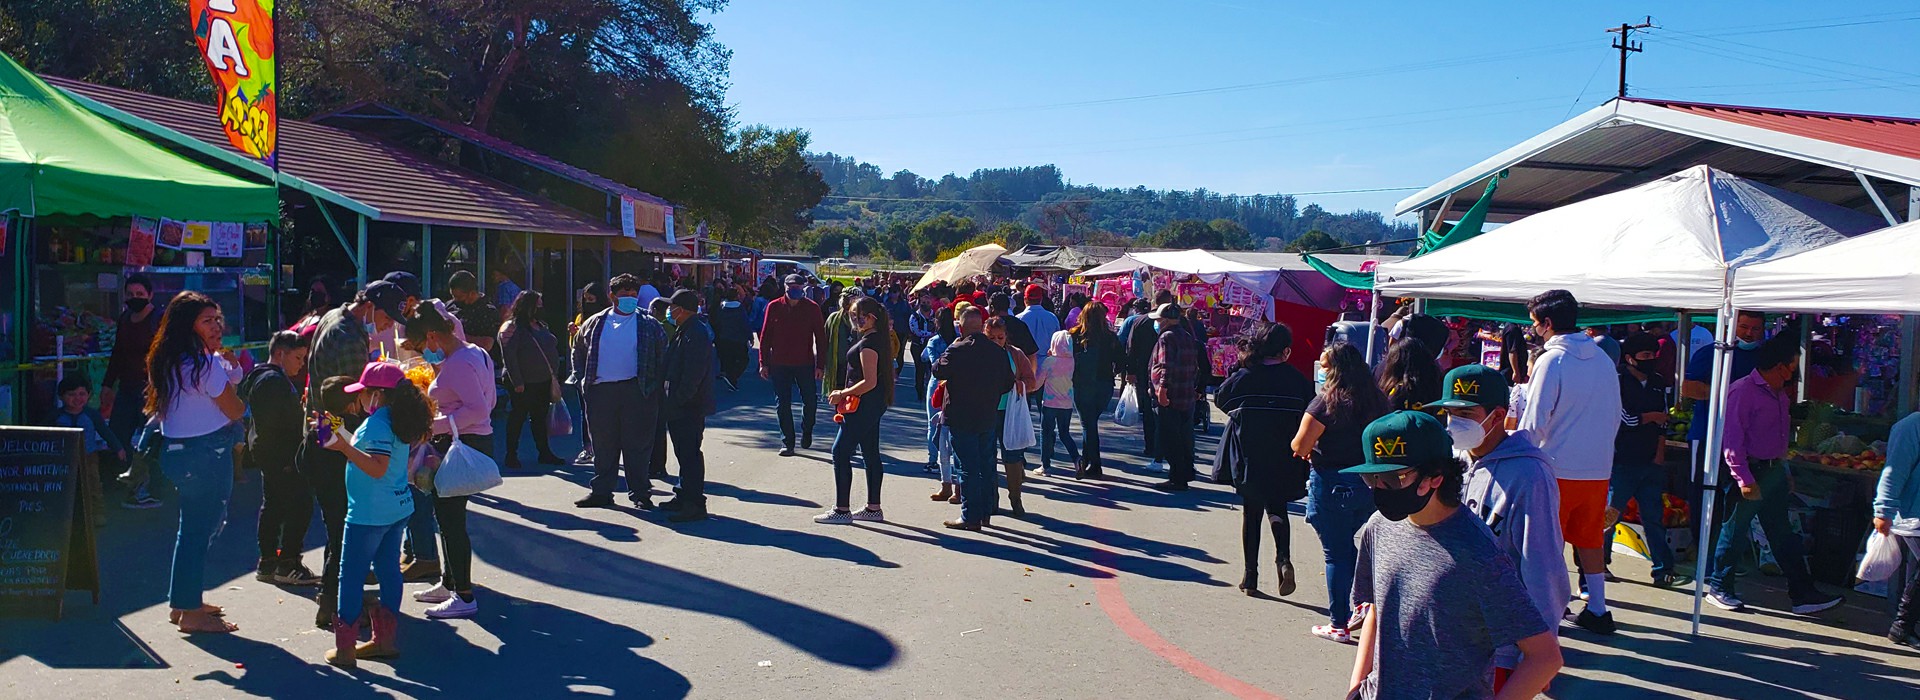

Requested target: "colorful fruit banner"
[{"left": 190, "top": 0, "right": 277, "bottom": 165}]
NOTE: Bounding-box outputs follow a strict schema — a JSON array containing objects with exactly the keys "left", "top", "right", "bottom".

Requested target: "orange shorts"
[{"left": 1558, "top": 478, "right": 1611, "bottom": 549}]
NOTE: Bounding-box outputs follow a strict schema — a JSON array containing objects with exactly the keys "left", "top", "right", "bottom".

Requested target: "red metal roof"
[
  {"left": 44, "top": 75, "right": 621, "bottom": 238},
  {"left": 1627, "top": 97, "right": 1920, "bottom": 161}
]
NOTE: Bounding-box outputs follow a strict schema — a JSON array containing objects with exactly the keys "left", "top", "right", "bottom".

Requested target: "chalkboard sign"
[{"left": 0, "top": 426, "right": 99, "bottom": 619}]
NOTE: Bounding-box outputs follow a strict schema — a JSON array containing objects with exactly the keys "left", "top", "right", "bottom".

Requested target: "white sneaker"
[
  {"left": 813, "top": 509, "right": 853, "bottom": 525},
  {"left": 413, "top": 583, "right": 452, "bottom": 604},
  {"left": 1027, "top": 468, "right": 1046, "bottom": 479},
  {"left": 850, "top": 507, "right": 885, "bottom": 523},
  {"left": 424, "top": 593, "right": 477, "bottom": 619},
  {"left": 1706, "top": 588, "right": 1745, "bottom": 611},
  {"left": 1150, "top": 459, "right": 1168, "bottom": 473}
]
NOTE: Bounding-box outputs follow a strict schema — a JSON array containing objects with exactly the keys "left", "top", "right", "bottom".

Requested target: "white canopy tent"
[
  {"left": 1377, "top": 165, "right": 1889, "bottom": 636},
  {"left": 1374, "top": 166, "right": 1885, "bottom": 310},
  {"left": 1733, "top": 219, "right": 1920, "bottom": 314},
  {"left": 911, "top": 243, "right": 1006, "bottom": 292},
  {"left": 1078, "top": 249, "right": 1283, "bottom": 319}
]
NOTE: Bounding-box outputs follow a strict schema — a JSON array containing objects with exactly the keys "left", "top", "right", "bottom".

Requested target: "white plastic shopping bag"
[
  {"left": 1114, "top": 384, "right": 1141, "bottom": 427},
  {"left": 435, "top": 424, "right": 504, "bottom": 497},
  {"left": 1002, "top": 388, "right": 1037, "bottom": 451},
  {"left": 1858, "top": 530, "right": 1901, "bottom": 583}
]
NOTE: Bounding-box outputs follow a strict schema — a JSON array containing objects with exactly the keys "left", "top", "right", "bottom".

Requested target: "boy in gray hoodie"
[{"left": 1432, "top": 364, "right": 1570, "bottom": 682}]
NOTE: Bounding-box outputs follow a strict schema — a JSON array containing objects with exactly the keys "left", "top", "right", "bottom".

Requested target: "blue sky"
[{"left": 709, "top": 2, "right": 1920, "bottom": 222}]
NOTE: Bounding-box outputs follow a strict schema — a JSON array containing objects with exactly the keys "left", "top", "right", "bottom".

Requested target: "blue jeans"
[
  {"left": 768, "top": 364, "right": 818, "bottom": 445},
  {"left": 160, "top": 425, "right": 238, "bottom": 611},
  {"left": 1075, "top": 387, "right": 1111, "bottom": 468},
  {"left": 1040, "top": 406, "right": 1079, "bottom": 468},
  {"left": 1606, "top": 461, "right": 1674, "bottom": 577},
  {"left": 1707, "top": 460, "right": 1817, "bottom": 600},
  {"left": 1305, "top": 469, "right": 1373, "bottom": 627},
  {"left": 338, "top": 516, "right": 407, "bottom": 623},
  {"left": 952, "top": 430, "right": 998, "bottom": 523},
  {"left": 404, "top": 483, "right": 438, "bottom": 563}
]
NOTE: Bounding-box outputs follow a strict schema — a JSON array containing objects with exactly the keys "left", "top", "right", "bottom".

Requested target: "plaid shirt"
[
  {"left": 1150, "top": 324, "right": 1200, "bottom": 410},
  {"left": 307, "top": 303, "right": 371, "bottom": 407},
  {"left": 568, "top": 307, "right": 666, "bottom": 395}
]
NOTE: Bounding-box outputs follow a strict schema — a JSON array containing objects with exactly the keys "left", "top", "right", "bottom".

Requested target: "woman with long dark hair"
[
  {"left": 1214, "top": 323, "right": 1314, "bottom": 598},
  {"left": 321, "top": 362, "right": 434, "bottom": 667},
  {"left": 1377, "top": 336, "right": 1441, "bottom": 411},
  {"left": 499, "top": 290, "right": 562, "bottom": 468},
  {"left": 816, "top": 297, "right": 895, "bottom": 524},
  {"left": 1068, "top": 301, "right": 1122, "bottom": 479},
  {"left": 147, "top": 291, "right": 246, "bottom": 634},
  {"left": 568, "top": 282, "right": 607, "bottom": 466},
  {"left": 1291, "top": 342, "right": 1389, "bottom": 643}
]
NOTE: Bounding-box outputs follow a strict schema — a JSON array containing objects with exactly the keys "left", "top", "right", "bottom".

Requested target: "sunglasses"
[{"left": 1360, "top": 467, "right": 1423, "bottom": 491}]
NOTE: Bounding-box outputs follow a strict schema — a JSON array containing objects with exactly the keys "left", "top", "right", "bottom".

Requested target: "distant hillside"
[{"left": 802, "top": 153, "right": 1416, "bottom": 260}]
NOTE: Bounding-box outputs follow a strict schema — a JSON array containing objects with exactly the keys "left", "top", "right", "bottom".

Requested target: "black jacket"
[
  {"left": 1615, "top": 368, "right": 1670, "bottom": 465},
  {"left": 239, "top": 363, "right": 303, "bottom": 470},
  {"left": 663, "top": 317, "right": 717, "bottom": 419},
  {"left": 1212, "top": 362, "right": 1314, "bottom": 499},
  {"left": 1122, "top": 315, "right": 1158, "bottom": 379},
  {"left": 932, "top": 332, "right": 1015, "bottom": 433},
  {"left": 1002, "top": 314, "right": 1039, "bottom": 358},
  {"left": 710, "top": 302, "right": 750, "bottom": 345}
]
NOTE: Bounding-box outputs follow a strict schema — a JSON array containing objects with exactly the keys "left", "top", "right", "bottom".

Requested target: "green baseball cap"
[
  {"left": 1342, "top": 410, "right": 1454, "bottom": 474},
  {"left": 1427, "top": 364, "right": 1511, "bottom": 411}
]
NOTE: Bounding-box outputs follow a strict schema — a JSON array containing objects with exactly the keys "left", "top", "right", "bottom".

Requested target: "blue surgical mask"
[
  {"left": 1314, "top": 364, "right": 1328, "bottom": 389},
  {"left": 785, "top": 288, "right": 804, "bottom": 301},
  {"left": 1735, "top": 338, "right": 1760, "bottom": 351},
  {"left": 422, "top": 347, "right": 446, "bottom": 365},
  {"left": 615, "top": 296, "right": 640, "bottom": 314},
  {"left": 364, "top": 322, "right": 378, "bottom": 336}
]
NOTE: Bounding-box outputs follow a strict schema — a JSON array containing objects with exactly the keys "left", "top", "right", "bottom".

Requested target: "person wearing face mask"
[
  {"left": 659, "top": 290, "right": 717, "bottom": 523},
  {"left": 361, "top": 280, "right": 413, "bottom": 362},
  {"left": 1291, "top": 342, "right": 1387, "bottom": 643},
  {"left": 646, "top": 297, "right": 677, "bottom": 483},
  {"left": 760, "top": 274, "right": 829, "bottom": 456},
  {"left": 103, "top": 273, "right": 163, "bottom": 509},
  {"left": 1343, "top": 411, "right": 1562, "bottom": 700},
  {"left": 1213, "top": 323, "right": 1314, "bottom": 598},
  {"left": 322, "top": 361, "right": 431, "bottom": 668},
  {"left": 1517, "top": 289, "right": 1623, "bottom": 636},
  {"left": 570, "top": 273, "right": 668, "bottom": 509},
  {"left": 816, "top": 297, "right": 896, "bottom": 524},
  {"left": 1678, "top": 309, "right": 1767, "bottom": 570},
  {"left": 569, "top": 282, "right": 609, "bottom": 467},
  {"left": 1431, "top": 365, "right": 1568, "bottom": 689},
  {"left": 1604, "top": 334, "right": 1686, "bottom": 589},
  {"left": 1148, "top": 303, "right": 1201, "bottom": 492},
  {"left": 403, "top": 304, "right": 495, "bottom": 618},
  {"left": 1706, "top": 335, "right": 1844, "bottom": 615}
]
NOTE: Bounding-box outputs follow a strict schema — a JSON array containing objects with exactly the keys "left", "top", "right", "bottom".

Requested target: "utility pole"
[{"left": 1608, "top": 17, "right": 1655, "bottom": 98}]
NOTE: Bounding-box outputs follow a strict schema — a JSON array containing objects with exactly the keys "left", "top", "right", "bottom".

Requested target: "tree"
[
  {"left": 1146, "top": 219, "right": 1222, "bottom": 249},
  {"left": 1207, "top": 218, "right": 1255, "bottom": 250},
  {"left": 908, "top": 213, "right": 979, "bottom": 262},
  {"left": 1284, "top": 229, "right": 1342, "bottom": 253}
]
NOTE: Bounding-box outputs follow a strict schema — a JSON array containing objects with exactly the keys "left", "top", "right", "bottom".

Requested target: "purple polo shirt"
[{"left": 1722, "top": 369, "right": 1791, "bottom": 488}]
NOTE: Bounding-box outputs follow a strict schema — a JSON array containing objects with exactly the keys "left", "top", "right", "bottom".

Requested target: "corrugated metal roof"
[
  {"left": 1631, "top": 98, "right": 1920, "bottom": 161},
  {"left": 46, "top": 76, "right": 620, "bottom": 237},
  {"left": 316, "top": 102, "right": 674, "bottom": 207}
]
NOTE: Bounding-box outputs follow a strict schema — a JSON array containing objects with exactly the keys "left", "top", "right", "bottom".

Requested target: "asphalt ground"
[{"left": 3, "top": 355, "right": 1917, "bottom": 698}]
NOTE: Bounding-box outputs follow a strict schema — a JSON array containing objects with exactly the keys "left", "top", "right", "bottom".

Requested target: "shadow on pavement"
[{"left": 467, "top": 509, "right": 898, "bottom": 670}]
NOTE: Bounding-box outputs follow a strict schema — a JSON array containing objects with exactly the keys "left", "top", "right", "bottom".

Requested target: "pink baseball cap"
[{"left": 345, "top": 362, "right": 406, "bottom": 393}]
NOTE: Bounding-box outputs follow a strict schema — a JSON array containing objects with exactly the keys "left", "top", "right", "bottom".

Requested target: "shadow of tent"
[
  {"left": 181, "top": 591, "right": 691, "bottom": 699},
  {"left": 465, "top": 509, "right": 898, "bottom": 670}
]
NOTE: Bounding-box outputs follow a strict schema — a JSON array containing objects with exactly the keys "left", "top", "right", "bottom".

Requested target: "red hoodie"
[{"left": 760, "top": 296, "right": 827, "bottom": 369}]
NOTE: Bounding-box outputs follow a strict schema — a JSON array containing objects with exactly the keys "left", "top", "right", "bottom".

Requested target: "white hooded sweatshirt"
[{"left": 1517, "top": 332, "right": 1623, "bottom": 481}]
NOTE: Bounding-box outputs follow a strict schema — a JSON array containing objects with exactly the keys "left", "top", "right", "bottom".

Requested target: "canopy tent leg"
[
  {"left": 604, "top": 239, "right": 613, "bottom": 284},
  {"left": 526, "top": 232, "right": 535, "bottom": 291},
  {"left": 477, "top": 229, "right": 488, "bottom": 291},
  {"left": 1798, "top": 316, "right": 1811, "bottom": 402},
  {"left": 1365, "top": 289, "right": 1382, "bottom": 368},
  {"left": 1901, "top": 316, "right": 1917, "bottom": 415},
  {"left": 1690, "top": 303, "right": 1739, "bottom": 636},
  {"left": 1675, "top": 312, "right": 1692, "bottom": 390}
]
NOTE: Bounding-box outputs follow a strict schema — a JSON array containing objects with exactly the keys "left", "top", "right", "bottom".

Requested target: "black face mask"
[
  {"left": 1371, "top": 475, "right": 1436, "bottom": 522},
  {"left": 124, "top": 298, "right": 150, "bottom": 313}
]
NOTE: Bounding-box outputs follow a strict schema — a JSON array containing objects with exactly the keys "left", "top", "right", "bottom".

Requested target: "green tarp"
[
  {"left": 1423, "top": 299, "right": 1683, "bottom": 326},
  {"left": 0, "top": 51, "right": 276, "bottom": 221},
  {"left": 1302, "top": 170, "right": 1507, "bottom": 291}
]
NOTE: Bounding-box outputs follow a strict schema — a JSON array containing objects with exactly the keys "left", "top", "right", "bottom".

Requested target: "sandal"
[
  {"left": 1311, "top": 625, "right": 1352, "bottom": 644},
  {"left": 177, "top": 610, "right": 238, "bottom": 634},
  {"left": 168, "top": 604, "right": 225, "bottom": 624}
]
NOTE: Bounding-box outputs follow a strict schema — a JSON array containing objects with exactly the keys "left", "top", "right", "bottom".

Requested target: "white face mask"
[{"left": 1447, "top": 413, "right": 1491, "bottom": 450}]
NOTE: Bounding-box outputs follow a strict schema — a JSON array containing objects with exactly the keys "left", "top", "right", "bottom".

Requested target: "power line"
[
  {"left": 819, "top": 186, "right": 1423, "bottom": 205},
  {"left": 1653, "top": 34, "right": 1920, "bottom": 96}
]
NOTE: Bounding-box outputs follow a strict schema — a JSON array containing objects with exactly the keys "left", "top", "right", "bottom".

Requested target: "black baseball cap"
[
  {"left": 1428, "top": 365, "right": 1511, "bottom": 410},
  {"left": 669, "top": 289, "right": 701, "bottom": 311},
  {"left": 1342, "top": 411, "right": 1453, "bottom": 474},
  {"left": 784, "top": 274, "right": 806, "bottom": 285},
  {"left": 382, "top": 271, "right": 421, "bottom": 299},
  {"left": 363, "top": 280, "right": 409, "bottom": 327}
]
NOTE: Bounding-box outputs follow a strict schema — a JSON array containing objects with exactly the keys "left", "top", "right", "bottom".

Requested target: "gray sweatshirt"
[{"left": 1460, "top": 429, "right": 1568, "bottom": 670}]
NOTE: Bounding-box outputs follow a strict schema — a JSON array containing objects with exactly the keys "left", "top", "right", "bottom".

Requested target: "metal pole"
[
  {"left": 477, "top": 228, "right": 488, "bottom": 292},
  {"left": 566, "top": 236, "right": 576, "bottom": 322},
  {"left": 1675, "top": 311, "right": 1692, "bottom": 395},
  {"left": 1797, "top": 315, "right": 1811, "bottom": 402},
  {"left": 1690, "top": 303, "right": 1737, "bottom": 636},
  {"left": 421, "top": 224, "right": 433, "bottom": 296},
  {"left": 355, "top": 215, "right": 368, "bottom": 284},
  {"left": 525, "top": 232, "right": 535, "bottom": 292},
  {"left": 1365, "top": 289, "right": 1382, "bottom": 368}
]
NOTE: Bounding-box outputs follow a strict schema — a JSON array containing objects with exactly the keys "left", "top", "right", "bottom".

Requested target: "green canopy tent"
[
  {"left": 1301, "top": 169, "right": 1506, "bottom": 292},
  {"left": 0, "top": 51, "right": 276, "bottom": 221}
]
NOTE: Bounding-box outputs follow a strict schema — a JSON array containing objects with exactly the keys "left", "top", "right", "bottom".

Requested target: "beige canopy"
[{"left": 911, "top": 243, "right": 1006, "bottom": 292}]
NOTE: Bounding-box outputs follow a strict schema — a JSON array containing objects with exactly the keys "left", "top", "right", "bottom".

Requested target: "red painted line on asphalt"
[{"left": 1087, "top": 511, "right": 1285, "bottom": 700}]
